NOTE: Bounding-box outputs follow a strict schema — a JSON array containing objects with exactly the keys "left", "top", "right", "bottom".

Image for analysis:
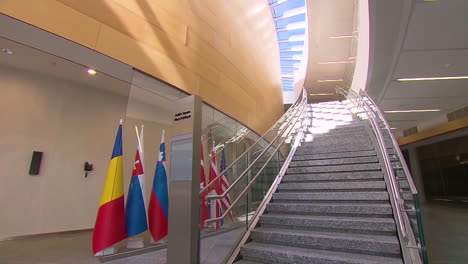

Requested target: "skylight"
[{"left": 269, "top": 0, "right": 308, "bottom": 92}]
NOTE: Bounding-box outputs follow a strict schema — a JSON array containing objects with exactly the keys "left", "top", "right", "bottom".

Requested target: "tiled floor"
[
  {"left": 0, "top": 228, "right": 244, "bottom": 264},
  {"left": 1, "top": 203, "right": 467, "bottom": 264}
]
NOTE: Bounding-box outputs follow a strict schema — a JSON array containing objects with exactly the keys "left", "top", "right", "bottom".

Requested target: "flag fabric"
[
  {"left": 208, "top": 144, "right": 221, "bottom": 229},
  {"left": 92, "top": 121, "right": 128, "bottom": 254},
  {"left": 208, "top": 143, "right": 233, "bottom": 229},
  {"left": 148, "top": 130, "right": 169, "bottom": 242},
  {"left": 220, "top": 149, "right": 234, "bottom": 222},
  {"left": 200, "top": 142, "right": 210, "bottom": 229},
  {"left": 125, "top": 125, "right": 148, "bottom": 237}
]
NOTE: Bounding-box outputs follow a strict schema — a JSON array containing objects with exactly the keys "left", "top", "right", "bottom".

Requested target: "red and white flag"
[
  {"left": 208, "top": 143, "right": 233, "bottom": 229},
  {"left": 200, "top": 142, "right": 210, "bottom": 229}
]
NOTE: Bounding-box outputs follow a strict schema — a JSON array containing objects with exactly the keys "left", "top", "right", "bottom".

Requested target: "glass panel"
[
  {"left": 417, "top": 135, "right": 468, "bottom": 201},
  {"left": 272, "top": 0, "right": 306, "bottom": 18},
  {"left": 277, "top": 28, "right": 306, "bottom": 41},
  {"left": 199, "top": 105, "right": 276, "bottom": 263},
  {"left": 280, "top": 59, "right": 301, "bottom": 66},
  {"left": 276, "top": 13, "right": 306, "bottom": 29},
  {"left": 280, "top": 50, "right": 303, "bottom": 59},
  {"left": 281, "top": 67, "right": 295, "bottom": 73},
  {"left": 279, "top": 40, "right": 305, "bottom": 50}
]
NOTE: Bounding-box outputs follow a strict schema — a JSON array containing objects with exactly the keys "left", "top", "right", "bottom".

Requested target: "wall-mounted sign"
[{"left": 174, "top": 111, "right": 191, "bottom": 121}]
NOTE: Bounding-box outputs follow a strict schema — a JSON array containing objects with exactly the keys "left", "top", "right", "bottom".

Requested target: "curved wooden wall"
[{"left": 0, "top": 0, "right": 283, "bottom": 133}]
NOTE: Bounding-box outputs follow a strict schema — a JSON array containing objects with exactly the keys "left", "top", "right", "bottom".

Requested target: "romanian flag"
[
  {"left": 148, "top": 130, "right": 169, "bottom": 242},
  {"left": 92, "top": 121, "right": 128, "bottom": 254},
  {"left": 125, "top": 125, "right": 148, "bottom": 237}
]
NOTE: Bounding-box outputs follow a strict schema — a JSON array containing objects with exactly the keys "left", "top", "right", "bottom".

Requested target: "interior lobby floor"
[
  {"left": 421, "top": 202, "right": 468, "bottom": 264},
  {"left": 0, "top": 228, "right": 243, "bottom": 264},
  {"left": 1, "top": 203, "right": 467, "bottom": 264}
]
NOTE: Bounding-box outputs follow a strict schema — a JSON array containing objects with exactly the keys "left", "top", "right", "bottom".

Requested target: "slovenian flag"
[
  {"left": 125, "top": 125, "right": 148, "bottom": 237},
  {"left": 92, "top": 120, "right": 128, "bottom": 254},
  {"left": 148, "top": 130, "right": 169, "bottom": 242}
]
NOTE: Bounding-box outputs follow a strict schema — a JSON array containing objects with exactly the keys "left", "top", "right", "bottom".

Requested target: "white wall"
[
  {"left": 0, "top": 65, "right": 172, "bottom": 239},
  {"left": 350, "top": 0, "right": 370, "bottom": 93}
]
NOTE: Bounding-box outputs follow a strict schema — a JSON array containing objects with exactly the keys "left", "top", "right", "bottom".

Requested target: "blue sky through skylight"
[{"left": 268, "top": 0, "right": 307, "bottom": 92}]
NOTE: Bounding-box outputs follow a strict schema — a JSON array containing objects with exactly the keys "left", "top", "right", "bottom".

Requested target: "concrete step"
[
  {"left": 323, "top": 125, "right": 366, "bottom": 132},
  {"left": 266, "top": 202, "right": 393, "bottom": 217},
  {"left": 398, "top": 181, "right": 410, "bottom": 189},
  {"left": 260, "top": 214, "right": 397, "bottom": 234},
  {"left": 251, "top": 227, "right": 401, "bottom": 257},
  {"left": 293, "top": 150, "right": 377, "bottom": 160},
  {"left": 295, "top": 144, "right": 374, "bottom": 155},
  {"left": 312, "top": 131, "right": 370, "bottom": 139},
  {"left": 289, "top": 156, "right": 379, "bottom": 167},
  {"left": 304, "top": 137, "right": 371, "bottom": 147},
  {"left": 286, "top": 163, "right": 381, "bottom": 174},
  {"left": 283, "top": 171, "right": 384, "bottom": 182},
  {"left": 277, "top": 181, "right": 386, "bottom": 192},
  {"left": 273, "top": 191, "right": 389, "bottom": 202},
  {"left": 234, "top": 261, "right": 262, "bottom": 264},
  {"left": 304, "top": 142, "right": 374, "bottom": 152},
  {"left": 241, "top": 242, "right": 403, "bottom": 264}
]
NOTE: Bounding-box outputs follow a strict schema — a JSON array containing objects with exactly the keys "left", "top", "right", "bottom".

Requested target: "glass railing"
[
  {"left": 337, "top": 87, "right": 428, "bottom": 264},
  {"left": 198, "top": 89, "right": 308, "bottom": 263}
]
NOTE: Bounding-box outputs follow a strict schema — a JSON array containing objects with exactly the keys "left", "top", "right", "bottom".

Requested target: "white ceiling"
[
  {"left": 367, "top": 0, "right": 468, "bottom": 133},
  {"left": 0, "top": 36, "right": 226, "bottom": 129},
  {"left": 0, "top": 37, "right": 131, "bottom": 96},
  {"left": 304, "top": 0, "right": 356, "bottom": 103}
]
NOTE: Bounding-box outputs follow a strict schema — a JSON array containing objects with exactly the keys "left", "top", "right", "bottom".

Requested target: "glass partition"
[
  {"left": 198, "top": 90, "right": 307, "bottom": 263},
  {"left": 0, "top": 31, "right": 273, "bottom": 263}
]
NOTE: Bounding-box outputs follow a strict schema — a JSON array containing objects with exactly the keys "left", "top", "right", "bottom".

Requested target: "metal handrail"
[
  {"left": 225, "top": 103, "right": 309, "bottom": 264},
  {"left": 359, "top": 91, "right": 418, "bottom": 194},
  {"left": 337, "top": 87, "right": 426, "bottom": 264},
  {"left": 200, "top": 90, "right": 304, "bottom": 194},
  {"left": 204, "top": 89, "right": 308, "bottom": 223},
  {"left": 206, "top": 105, "right": 302, "bottom": 200},
  {"left": 358, "top": 90, "right": 428, "bottom": 263}
]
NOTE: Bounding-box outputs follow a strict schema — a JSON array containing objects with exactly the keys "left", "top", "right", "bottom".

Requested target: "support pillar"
[{"left": 167, "top": 95, "right": 202, "bottom": 264}]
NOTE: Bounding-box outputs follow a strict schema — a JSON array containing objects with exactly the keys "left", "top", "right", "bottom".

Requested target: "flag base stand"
[
  {"left": 149, "top": 237, "right": 168, "bottom": 244},
  {"left": 94, "top": 247, "right": 116, "bottom": 256},
  {"left": 126, "top": 238, "right": 144, "bottom": 249}
]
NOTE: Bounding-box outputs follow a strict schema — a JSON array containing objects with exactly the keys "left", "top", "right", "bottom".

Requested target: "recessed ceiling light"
[
  {"left": 317, "top": 79, "right": 344, "bottom": 83},
  {"left": 1, "top": 48, "right": 13, "bottom": 55},
  {"left": 329, "top": 35, "right": 353, "bottom": 39},
  {"left": 390, "top": 127, "right": 398, "bottom": 130},
  {"left": 318, "top": 60, "right": 352, "bottom": 65},
  {"left": 87, "top": 68, "right": 97, "bottom": 75},
  {"left": 397, "top": 76, "right": 468, "bottom": 81},
  {"left": 384, "top": 109, "right": 440, "bottom": 113},
  {"left": 310, "top": 93, "right": 334, "bottom": 96}
]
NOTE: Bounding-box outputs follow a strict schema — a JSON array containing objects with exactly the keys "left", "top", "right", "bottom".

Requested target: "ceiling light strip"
[
  {"left": 384, "top": 109, "right": 441, "bottom": 113},
  {"left": 397, "top": 76, "right": 468, "bottom": 81},
  {"left": 318, "top": 60, "right": 352, "bottom": 64},
  {"left": 317, "top": 79, "right": 344, "bottom": 83},
  {"left": 310, "top": 93, "right": 335, "bottom": 96},
  {"left": 329, "top": 35, "right": 353, "bottom": 39}
]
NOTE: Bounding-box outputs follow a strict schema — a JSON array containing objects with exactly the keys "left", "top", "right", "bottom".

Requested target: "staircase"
[{"left": 235, "top": 103, "right": 404, "bottom": 264}]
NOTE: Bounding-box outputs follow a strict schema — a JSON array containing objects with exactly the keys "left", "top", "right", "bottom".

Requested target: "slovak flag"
[
  {"left": 148, "top": 130, "right": 169, "bottom": 242},
  {"left": 125, "top": 125, "right": 148, "bottom": 237}
]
